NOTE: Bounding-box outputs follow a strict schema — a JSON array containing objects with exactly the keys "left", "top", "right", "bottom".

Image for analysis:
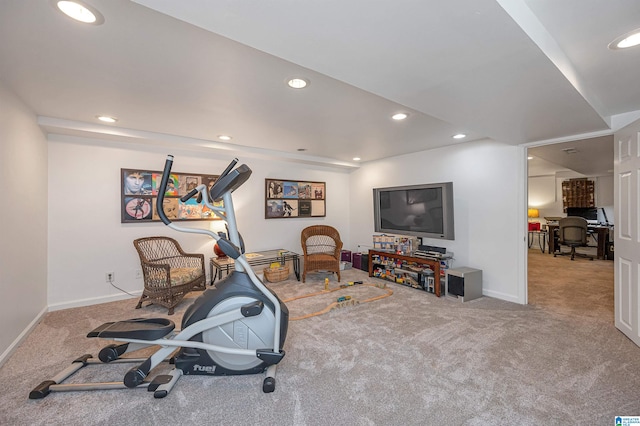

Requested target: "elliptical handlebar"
[
  {"left": 208, "top": 157, "right": 238, "bottom": 202},
  {"left": 164, "top": 157, "right": 240, "bottom": 206},
  {"left": 156, "top": 155, "right": 246, "bottom": 260},
  {"left": 157, "top": 155, "right": 175, "bottom": 225},
  {"left": 218, "top": 158, "right": 239, "bottom": 181},
  {"left": 180, "top": 188, "right": 199, "bottom": 203}
]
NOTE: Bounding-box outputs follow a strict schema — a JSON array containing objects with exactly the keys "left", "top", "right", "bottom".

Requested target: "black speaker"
[
  {"left": 446, "top": 267, "right": 483, "bottom": 302},
  {"left": 447, "top": 275, "right": 465, "bottom": 297},
  {"left": 606, "top": 241, "right": 614, "bottom": 260}
]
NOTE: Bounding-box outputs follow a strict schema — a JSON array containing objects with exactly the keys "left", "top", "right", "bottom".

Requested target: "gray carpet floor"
[{"left": 0, "top": 250, "right": 638, "bottom": 425}]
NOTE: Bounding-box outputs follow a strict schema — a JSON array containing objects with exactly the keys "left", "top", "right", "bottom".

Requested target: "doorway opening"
[{"left": 526, "top": 137, "right": 614, "bottom": 315}]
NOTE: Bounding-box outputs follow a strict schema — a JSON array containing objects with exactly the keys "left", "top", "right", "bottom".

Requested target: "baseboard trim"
[
  {"left": 48, "top": 290, "right": 142, "bottom": 312},
  {"left": 0, "top": 305, "right": 48, "bottom": 368},
  {"left": 482, "top": 289, "right": 523, "bottom": 304}
]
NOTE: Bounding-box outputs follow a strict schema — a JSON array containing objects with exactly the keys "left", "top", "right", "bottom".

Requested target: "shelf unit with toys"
[{"left": 368, "top": 250, "right": 446, "bottom": 297}]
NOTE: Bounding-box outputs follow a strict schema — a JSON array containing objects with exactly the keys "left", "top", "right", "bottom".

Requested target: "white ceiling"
[
  {"left": 1, "top": 0, "right": 639, "bottom": 171},
  {"left": 527, "top": 135, "right": 614, "bottom": 177}
]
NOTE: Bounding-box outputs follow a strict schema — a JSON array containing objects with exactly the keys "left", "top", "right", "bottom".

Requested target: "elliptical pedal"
[{"left": 87, "top": 318, "right": 175, "bottom": 340}]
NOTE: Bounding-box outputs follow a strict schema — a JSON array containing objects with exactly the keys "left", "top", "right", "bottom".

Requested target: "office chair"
[{"left": 554, "top": 216, "right": 594, "bottom": 261}]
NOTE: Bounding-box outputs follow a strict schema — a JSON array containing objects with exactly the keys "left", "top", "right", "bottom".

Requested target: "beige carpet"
[{"left": 1, "top": 252, "right": 638, "bottom": 425}]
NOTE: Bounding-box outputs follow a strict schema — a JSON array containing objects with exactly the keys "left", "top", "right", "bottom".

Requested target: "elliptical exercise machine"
[{"left": 30, "top": 155, "right": 289, "bottom": 399}]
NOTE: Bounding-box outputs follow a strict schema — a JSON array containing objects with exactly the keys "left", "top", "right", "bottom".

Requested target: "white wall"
[
  {"left": 349, "top": 139, "right": 526, "bottom": 303},
  {"left": 528, "top": 175, "right": 564, "bottom": 220},
  {"left": 0, "top": 82, "right": 48, "bottom": 363},
  {"left": 596, "top": 175, "right": 614, "bottom": 224},
  {"left": 47, "top": 136, "right": 351, "bottom": 309}
]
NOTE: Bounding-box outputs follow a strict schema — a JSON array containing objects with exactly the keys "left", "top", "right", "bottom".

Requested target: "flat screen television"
[{"left": 373, "top": 182, "right": 455, "bottom": 240}]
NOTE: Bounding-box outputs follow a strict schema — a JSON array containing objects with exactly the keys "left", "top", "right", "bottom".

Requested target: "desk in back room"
[{"left": 547, "top": 224, "right": 611, "bottom": 259}]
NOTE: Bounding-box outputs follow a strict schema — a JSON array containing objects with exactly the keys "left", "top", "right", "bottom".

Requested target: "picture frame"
[
  {"left": 265, "top": 179, "right": 326, "bottom": 219},
  {"left": 121, "top": 168, "right": 221, "bottom": 223}
]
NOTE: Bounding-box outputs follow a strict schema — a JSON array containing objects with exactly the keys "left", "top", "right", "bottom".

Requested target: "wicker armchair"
[
  {"left": 133, "top": 236, "right": 206, "bottom": 315},
  {"left": 301, "top": 225, "right": 343, "bottom": 283}
]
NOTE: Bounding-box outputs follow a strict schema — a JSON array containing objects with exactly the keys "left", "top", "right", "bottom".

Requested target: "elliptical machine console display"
[{"left": 29, "top": 155, "right": 289, "bottom": 399}]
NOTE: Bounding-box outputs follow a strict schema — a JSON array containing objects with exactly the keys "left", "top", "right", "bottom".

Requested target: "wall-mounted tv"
[{"left": 373, "top": 182, "right": 455, "bottom": 240}]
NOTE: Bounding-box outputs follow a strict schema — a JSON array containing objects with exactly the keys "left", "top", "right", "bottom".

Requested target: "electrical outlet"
[{"left": 105, "top": 272, "right": 114, "bottom": 282}]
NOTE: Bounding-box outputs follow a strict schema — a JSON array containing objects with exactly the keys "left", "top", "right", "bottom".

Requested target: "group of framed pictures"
[
  {"left": 265, "top": 179, "right": 326, "bottom": 219},
  {"left": 121, "top": 169, "right": 221, "bottom": 223}
]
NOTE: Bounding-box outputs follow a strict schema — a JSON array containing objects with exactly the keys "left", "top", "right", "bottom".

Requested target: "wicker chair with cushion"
[
  {"left": 301, "top": 225, "right": 343, "bottom": 283},
  {"left": 133, "top": 236, "right": 206, "bottom": 315}
]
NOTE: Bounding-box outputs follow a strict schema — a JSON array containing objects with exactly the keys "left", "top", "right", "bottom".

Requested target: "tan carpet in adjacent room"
[{"left": 0, "top": 251, "right": 638, "bottom": 425}]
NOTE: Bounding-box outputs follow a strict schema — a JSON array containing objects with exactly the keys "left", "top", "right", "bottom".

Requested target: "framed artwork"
[
  {"left": 265, "top": 179, "right": 326, "bottom": 219},
  {"left": 121, "top": 169, "right": 221, "bottom": 223}
]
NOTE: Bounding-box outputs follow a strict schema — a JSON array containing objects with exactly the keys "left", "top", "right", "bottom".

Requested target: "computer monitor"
[{"left": 566, "top": 207, "right": 598, "bottom": 222}]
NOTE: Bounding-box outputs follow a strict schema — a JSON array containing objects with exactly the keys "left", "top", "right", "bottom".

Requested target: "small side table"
[
  {"left": 528, "top": 230, "right": 548, "bottom": 253},
  {"left": 209, "top": 249, "right": 300, "bottom": 285}
]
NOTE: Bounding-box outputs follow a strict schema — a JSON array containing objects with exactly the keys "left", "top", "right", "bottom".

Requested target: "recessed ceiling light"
[
  {"left": 527, "top": 156, "right": 533, "bottom": 160},
  {"left": 609, "top": 28, "right": 640, "bottom": 50},
  {"left": 452, "top": 133, "right": 466, "bottom": 139},
  {"left": 97, "top": 115, "right": 117, "bottom": 123},
  {"left": 53, "top": 1, "right": 104, "bottom": 25},
  {"left": 287, "top": 78, "right": 309, "bottom": 89},
  {"left": 392, "top": 113, "right": 408, "bottom": 121},
  {"left": 218, "top": 135, "right": 232, "bottom": 141},
  {"left": 353, "top": 157, "right": 361, "bottom": 161}
]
